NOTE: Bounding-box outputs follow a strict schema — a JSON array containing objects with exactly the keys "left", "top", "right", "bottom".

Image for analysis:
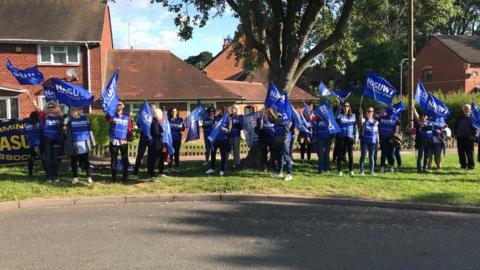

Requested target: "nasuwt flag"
[
  {"left": 303, "top": 102, "right": 312, "bottom": 118},
  {"left": 184, "top": 103, "right": 203, "bottom": 142},
  {"left": 386, "top": 101, "right": 406, "bottom": 116},
  {"left": 50, "top": 78, "right": 94, "bottom": 107},
  {"left": 332, "top": 89, "right": 353, "bottom": 102},
  {"left": 314, "top": 99, "right": 341, "bottom": 134},
  {"left": 265, "top": 81, "right": 283, "bottom": 108},
  {"left": 195, "top": 100, "right": 208, "bottom": 120},
  {"left": 291, "top": 104, "right": 311, "bottom": 135},
  {"left": 242, "top": 111, "right": 261, "bottom": 148},
  {"left": 136, "top": 100, "right": 153, "bottom": 140},
  {"left": 318, "top": 82, "right": 332, "bottom": 97},
  {"left": 43, "top": 84, "right": 57, "bottom": 103},
  {"left": 163, "top": 109, "right": 175, "bottom": 154},
  {"left": 6, "top": 60, "right": 44, "bottom": 85},
  {"left": 471, "top": 102, "right": 480, "bottom": 129},
  {"left": 363, "top": 71, "right": 397, "bottom": 106},
  {"left": 208, "top": 112, "right": 229, "bottom": 143},
  {"left": 274, "top": 92, "right": 292, "bottom": 125},
  {"left": 101, "top": 69, "right": 120, "bottom": 117},
  {"left": 415, "top": 80, "right": 450, "bottom": 118}
]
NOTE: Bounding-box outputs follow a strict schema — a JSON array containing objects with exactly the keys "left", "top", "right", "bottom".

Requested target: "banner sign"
[{"left": 0, "top": 119, "right": 30, "bottom": 164}]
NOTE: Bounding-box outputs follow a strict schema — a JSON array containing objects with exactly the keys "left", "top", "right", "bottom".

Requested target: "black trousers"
[
  {"left": 71, "top": 153, "right": 91, "bottom": 178},
  {"left": 134, "top": 135, "right": 149, "bottom": 174},
  {"left": 44, "top": 139, "right": 60, "bottom": 180},
  {"left": 28, "top": 147, "right": 45, "bottom": 176},
  {"left": 147, "top": 146, "right": 165, "bottom": 177},
  {"left": 211, "top": 140, "right": 228, "bottom": 172},
  {"left": 457, "top": 137, "right": 474, "bottom": 169},
  {"left": 336, "top": 137, "right": 354, "bottom": 172},
  {"left": 169, "top": 140, "right": 181, "bottom": 168},
  {"left": 110, "top": 143, "right": 129, "bottom": 183},
  {"left": 300, "top": 142, "right": 312, "bottom": 160}
]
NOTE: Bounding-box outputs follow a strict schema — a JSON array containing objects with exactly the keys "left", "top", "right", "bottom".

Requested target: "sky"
[{"left": 109, "top": 0, "right": 239, "bottom": 59}]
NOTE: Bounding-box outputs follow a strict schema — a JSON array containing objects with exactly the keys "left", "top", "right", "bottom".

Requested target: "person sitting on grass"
[{"left": 65, "top": 107, "right": 95, "bottom": 184}]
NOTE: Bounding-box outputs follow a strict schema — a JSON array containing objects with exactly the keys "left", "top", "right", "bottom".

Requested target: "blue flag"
[
  {"left": 51, "top": 78, "right": 94, "bottom": 107},
  {"left": 208, "top": 112, "right": 229, "bottom": 143},
  {"left": 314, "top": 100, "right": 341, "bottom": 134},
  {"left": 242, "top": 111, "right": 261, "bottom": 148},
  {"left": 291, "top": 104, "right": 311, "bottom": 135},
  {"left": 386, "top": 101, "right": 406, "bottom": 116},
  {"left": 43, "top": 84, "right": 57, "bottom": 103},
  {"left": 363, "top": 71, "right": 397, "bottom": 106},
  {"left": 185, "top": 105, "right": 202, "bottom": 142},
  {"left": 303, "top": 102, "right": 312, "bottom": 118},
  {"left": 101, "top": 69, "right": 120, "bottom": 117},
  {"left": 274, "top": 92, "right": 292, "bottom": 125},
  {"left": 471, "top": 102, "right": 480, "bottom": 129},
  {"left": 318, "top": 82, "right": 332, "bottom": 97},
  {"left": 163, "top": 110, "right": 175, "bottom": 154},
  {"left": 195, "top": 100, "right": 208, "bottom": 120},
  {"left": 136, "top": 100, "right": 153, "bottom": 140},
  {"left": 6, "top": 60, "right": 44, "bottom": 85},
  {"left": 415, "top": 80, "right": 450, "bottom": 118},
  {"left": 265, "top": 82, "right": 283, "bottom": 108},
  {"left": 333, "top": 89, "right": 353, "bottom": 102}
]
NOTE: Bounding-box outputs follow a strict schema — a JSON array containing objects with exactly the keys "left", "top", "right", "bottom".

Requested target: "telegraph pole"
[{"left": 407, "top": 0, "right": 415, "bottom": 128}]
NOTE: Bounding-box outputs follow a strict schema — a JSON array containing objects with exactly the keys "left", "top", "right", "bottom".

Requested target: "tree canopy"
[{"left": 185, "top": 51, "right": 213, "bottom": 69}]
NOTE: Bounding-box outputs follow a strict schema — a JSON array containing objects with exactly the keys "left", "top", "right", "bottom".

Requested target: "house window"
[
  {"left": 423, "top": 68, "right": 432, "bottom": 81},
  {"left": 38, "top": 45, "right": 80, "bottom": 65},
  {"left": 187, "top": 101, "right": 216, "bottom": 114},
  {"left": 0, "top": 97, "right": 19, "bottom": 119},
  {"left": 38, "top": 96, "right": 46, "bottom": 110},
  {"left": 244, "top": 105, "right": 255, "bottom": 115}
]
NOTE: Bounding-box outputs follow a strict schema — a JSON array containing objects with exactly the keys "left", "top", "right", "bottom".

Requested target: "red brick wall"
[
  {"left": 0, "top": 43, "right": 89, "bottom": 117},
  {"left": 414, "top": 37, "right": 467, "bottom": 93},
  {"left": 203, "top": 46, "right": 244, "bottom": 80}
]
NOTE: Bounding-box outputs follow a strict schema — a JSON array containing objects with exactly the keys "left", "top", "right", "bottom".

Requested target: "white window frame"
[
  {"left": 38, "top": 95, "right": 46, "bottom": 110},
  {"left": 37, "top": 45, "right": 80, "bottom": 65},
  {"left": 0, "top": 97, "right": 19, "bottom": 119}
]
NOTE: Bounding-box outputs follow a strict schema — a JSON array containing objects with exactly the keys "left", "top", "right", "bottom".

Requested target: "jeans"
[
  {"left": 204, "top": 138, "right": 212, "bottom": 162},
  {"left": 417, "top": 139, "right": 432, "bottom": 172},
  {"left": 380, "top": 137, "right": 394, "bottom": 167},
  {"left": 275, "top": 141, "right": 292, "bottom": 174},
  {"left": 457, "top": 137, "right": 474, "bottom": 169},
  {"left": 169, "top": 140, "right": 182, "bottom": 168},
  {"left": 71, "top": 153, "right": 91, "bottom": 178},
  {"left": 316, "top": 138, "right": 332, "bottom": 172},
  {"left": 360, "top": 143, "right": 376, "bottom": 173},
  {"left": 336, "top": 136, "right": 354, "bottom": 172},
  {"left": 230, "top": 136, "right": 241, "bottom": 166},
  {"left": 134, "top": 135, "right": 149, "bottom": 174},
  {"left": 44, "top": 139, "right": 61, "bottom": 180},
  {"left": 109, "top": 143, "right": 129, "bottom": 183},
  {"left": 211, "top": 140, "right": 228, "bottom": 172}
]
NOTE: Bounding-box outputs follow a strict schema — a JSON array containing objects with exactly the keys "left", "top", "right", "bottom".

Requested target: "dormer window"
[{"left": 37, "top": 45, "right": 80, "bottom": 65}]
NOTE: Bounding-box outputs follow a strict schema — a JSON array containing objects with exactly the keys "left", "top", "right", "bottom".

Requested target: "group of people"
[{"left": 22, "top": 92, "right": 477, "bottom": 184}]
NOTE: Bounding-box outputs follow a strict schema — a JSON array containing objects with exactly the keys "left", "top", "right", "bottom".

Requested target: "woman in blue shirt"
[
  {"left": 202, "top": 107, "right": 216, "bottom": 166},
  {"left": 168, "top": 107, "right": 185, "bottom": 172},
  {"left": 359, "top": 107, "right": 379, "bottom": 176},
  {"left": 335, "top": 102, "right": 357, "bottom": 177}
]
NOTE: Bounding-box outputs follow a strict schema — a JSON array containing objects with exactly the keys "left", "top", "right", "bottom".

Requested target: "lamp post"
[
  {"left": 407, "top": 0, "right": 415, "bottom": 129},
  {"left": 399, "top": 58, "right": 408, "bottom": 101}
]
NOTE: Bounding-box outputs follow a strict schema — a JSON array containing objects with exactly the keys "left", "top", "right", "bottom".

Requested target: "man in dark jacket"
[
  {"left": 147, "top": 109, "right": 166, "bottom": 179},
  {"left": 455, "top": 104, "right": 476, "bottom": 170}
]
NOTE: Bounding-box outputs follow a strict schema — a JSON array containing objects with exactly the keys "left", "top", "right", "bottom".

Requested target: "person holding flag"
[
  {"left": 297, "top": 109, "right": 313, "bottom": 162},
  {"left": 64, "top": 107, "right": 95, "bottom": 184},
  {"left": 134, "top": 103, "right": 157, "bottom": 175},
  {"left": 335, "top": 102, "right": 357, "bottom": 177},
  {"left": 206, "top": 108, "right": 232, "bottom": 176},
  {"left": 167, "top": 107, "right": 185, "bottom": 172},
  {"left": 429, "top": 118, "right": 451, "bottom": 170},
  {"left": 24, "top": 111, "right": 44, "bottom": 178},
  {"left": 413, "top": 109, "right": 434, "bottom": 173},
  {"left": 378, "top": 108, "right": 401, "bottom": 173},
  {"left": 147, "top": 108, "right": 167, "bottom": 179},
  {"left": 454, "top": 104, "right": 476, "bottom": 170},
  {"left": 228, "top": 105, "right": 243, "bottom": 168},
  {"left": 202, "top": 107, "right": 216, "bottom": 166},
  {"left": 311, "top": 101, "right": 339, "bottom": 174},
  {"left": 268, "top": 107, "right": 293, "bottom": 181},
  {"left": 105, "top": 100, "right": 134, "bottom": 184},
  {"left": 359, "top": 106, "right": 379, "bottom": 176},
  {"left": 255, "top": 109, "right": 276, "bottom": 171}
]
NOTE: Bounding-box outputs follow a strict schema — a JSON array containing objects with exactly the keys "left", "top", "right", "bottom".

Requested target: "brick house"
[
  {"left": 0, "top": 0, "right": 113, "bottom": 118},
  {"left": 415, "top": 35, "right": 480, "bottom": 93}
]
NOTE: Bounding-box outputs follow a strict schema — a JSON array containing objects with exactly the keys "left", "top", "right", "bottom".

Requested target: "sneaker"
[
  {"left": 275, "top": 172, "right": 284, "bottom": 178},
  {"left": 349, "top": 171, "right": 354, "bottom": 177},
  {"left": 159, "top": 174, "right": 168, "bottom": 178},
  {"left": 87, "top": 177, "right": 93, "bottom": 184},
  {"left": 232, "top": 164, "right": 237, "bottom": 168},
  {"left": 219, "top": 171, "right": 225, "bottom": 176},
  {"left": 174, "top": 168, "right": 180, "bottom": 173},
  {"left": 203, "top": 162, "right": 209, "bottom": 166},
  {"left": 380, "top": 166, "right": 385, "bottom": 173},
  {"left": 46, "top": 179, "right": 53, "bottom": 183},
  {"left": 337, "top": 171, "right": 343, "bottom": 176},
  {"left": 284, "top": 174, "right": 293, "bottom": 181},
  {"left": 205, "top": 169, "right": 215, "bottom": 175},
  {"left": 390, "top": 166, "right": 395, "bottom": 174},
  {"left": 371, "top": 172, "right": 377, "bottom": 176},
  {"left": 54, "top": 179, "right": 60, "bottom": 183},
  {"left": 72, "top": 178, "right": 79, "bottom": 184},
  {"left": 360, "top": 171, "right": 365, "bottom": 176}
]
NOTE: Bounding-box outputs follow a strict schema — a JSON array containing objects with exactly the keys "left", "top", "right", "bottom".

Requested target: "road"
[{"left": 1, "top": 201, "right": 480, "bottom": 270}]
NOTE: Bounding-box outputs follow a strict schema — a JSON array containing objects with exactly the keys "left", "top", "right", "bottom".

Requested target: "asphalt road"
[{"left": 1, "top": 201, "right": 480, "bottom": 270}]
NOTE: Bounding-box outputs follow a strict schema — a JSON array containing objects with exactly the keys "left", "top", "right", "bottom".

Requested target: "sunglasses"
[
  {"left": 344, "top": 105, "right": 350, "bottom": 108},
  {"left": 48, "top": 106, "right": 55, "bottom": 109},
  {"left": 367, "top": 110, "right": 374, "bottom": 113}
]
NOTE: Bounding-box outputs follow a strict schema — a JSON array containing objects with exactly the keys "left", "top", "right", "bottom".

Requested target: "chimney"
[{"left": 223, "top": 36, "right": 232, "bottom": 50}]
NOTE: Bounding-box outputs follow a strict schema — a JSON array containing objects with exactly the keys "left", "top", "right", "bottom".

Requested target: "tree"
[
  {"left": 185, "top": 51, "right": 213, "bottom": 69},
  {"left": 152, "top": 0, "right": 355, "bottom": 94},
  {"left": 437, "top": 0, "right": 480, "bottom": 35}
]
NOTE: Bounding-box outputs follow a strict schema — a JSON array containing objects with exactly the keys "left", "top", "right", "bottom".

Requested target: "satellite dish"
[{"left": 66, "top": 68, "right": 78, "bottom": 80}]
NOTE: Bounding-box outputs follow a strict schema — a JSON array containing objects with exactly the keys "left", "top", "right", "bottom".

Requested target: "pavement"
[{"left": 1, "top": 201, "right": 480, "bottom": 270}]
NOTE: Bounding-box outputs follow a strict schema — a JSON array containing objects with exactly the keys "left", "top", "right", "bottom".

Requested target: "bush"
[{"left": 88, "top": 113, "right": 110, "bottom": 146}]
